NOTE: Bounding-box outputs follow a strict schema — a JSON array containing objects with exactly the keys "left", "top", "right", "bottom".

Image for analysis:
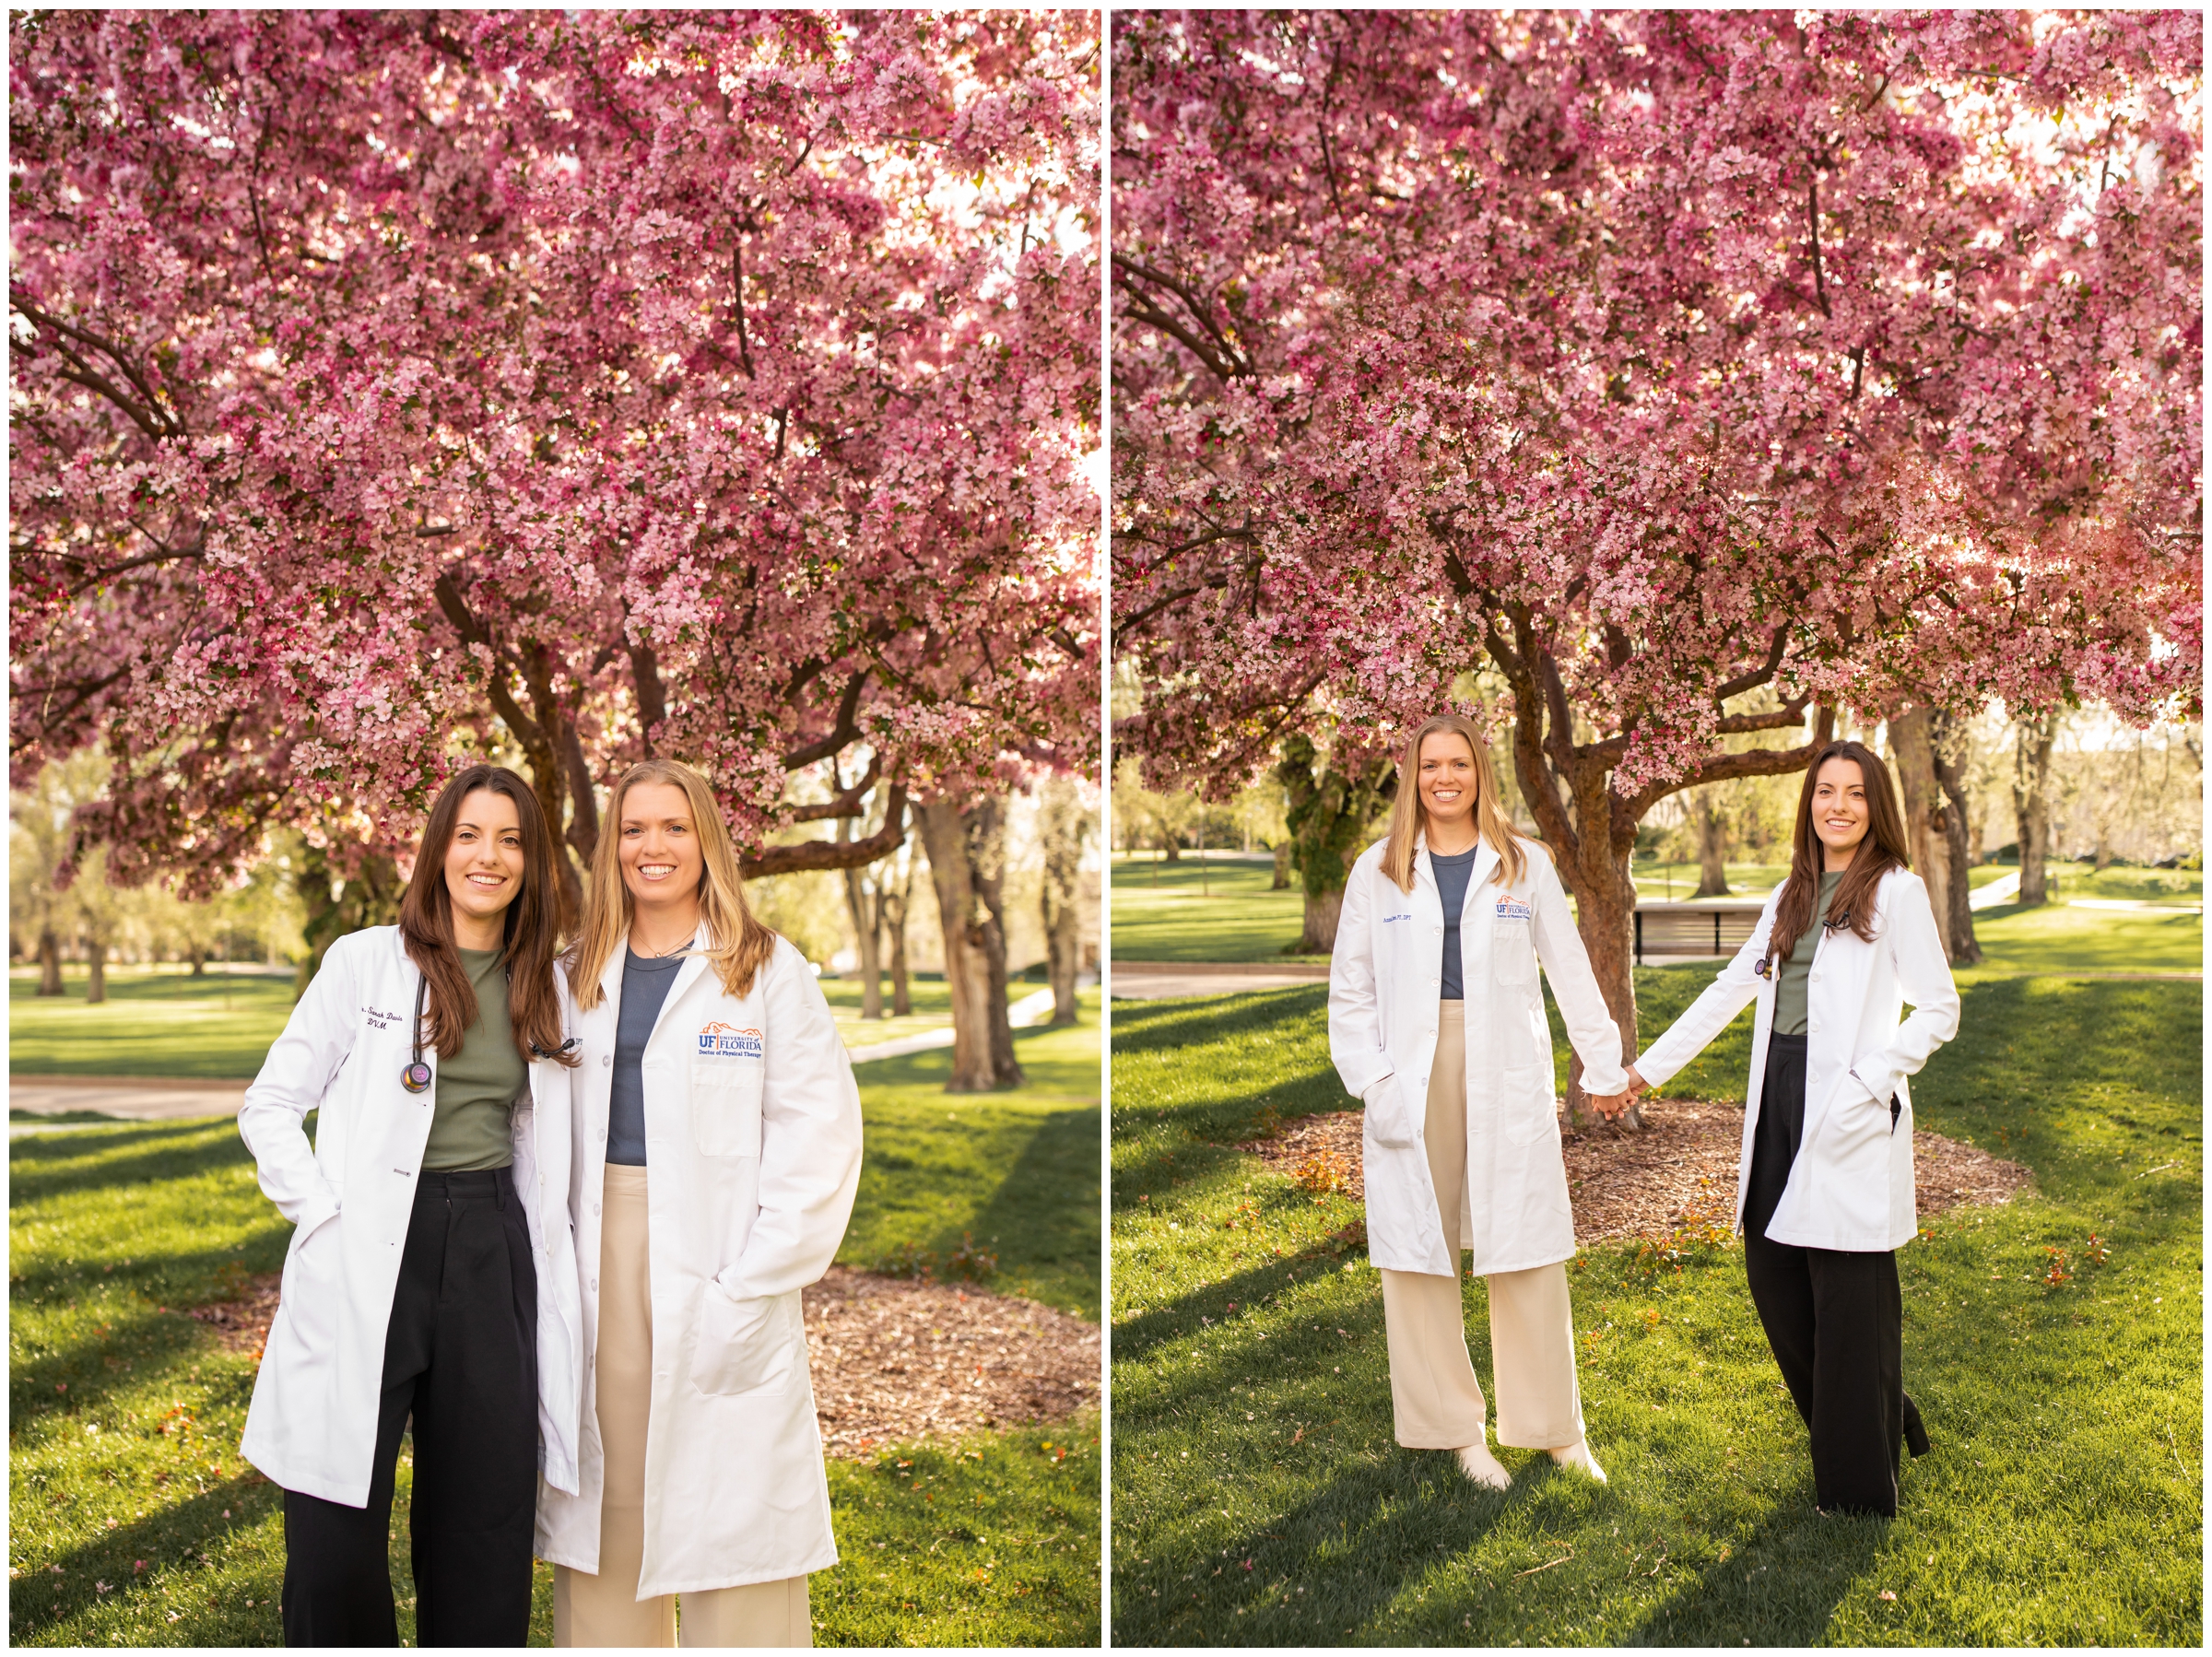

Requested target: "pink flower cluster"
[
  {"left": 11, "top": 10, "right": 1100, "bottom": 887},
  {"left": 1112, "top": 10, "right": 2200, "bottom": 800}
]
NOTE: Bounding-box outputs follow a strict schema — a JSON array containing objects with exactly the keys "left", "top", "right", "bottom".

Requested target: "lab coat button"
[
  {"left": 602, "top": 1054, "right": 611, "bottom": 1067},
  {"left": 590, "top": 1278, "right": 598, "bottom": 1291},
  {"left": 594, "top": 1203, "right": 601, "bottom": 1216}
]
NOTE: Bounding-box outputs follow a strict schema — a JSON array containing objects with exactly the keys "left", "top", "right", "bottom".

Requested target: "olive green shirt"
[
  {"left": 1772, "top": 870, "right": 1845, "bottom": 1038},
  {"left": 423, "top": 947, "right": 526, "bottom": 1172}
]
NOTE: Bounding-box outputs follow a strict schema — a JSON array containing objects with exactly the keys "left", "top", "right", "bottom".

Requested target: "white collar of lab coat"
[
  {"left": 604, "top": 923, "right": 715, "bottom": 1045},
  {"left": 1412, "top": 831, "right": 1500, "bottom": 910}
]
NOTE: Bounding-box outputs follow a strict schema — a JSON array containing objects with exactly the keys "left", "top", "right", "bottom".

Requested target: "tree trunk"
[
  {"left": 1930, "top": 711, "right": 1983, "bottom": 965},
  {"left": 2013, "top": 711, "right": 2058, "bottom": 906},
  {"left": 969, "top": 797, "right": 1025, "bottom": 1087},
  {"left": 1299, "top": 886, "right": 1344, "bottom": 955},
  {"left": 86, "top": 938, "right": 108, "bottom": 1005},
  {"left": 1557, "top": 830, "right": 1645, "bottom": 1135},
  {"left": 1277, "top": 732, "right": 1394, "bottom": 960},
  {"left": 293, "top": 848, "right": 405, "bottom": 999},
  {"left": 1038, "top": 777, "right": 1088, "bottom": 1027},
  {"left": 841, "top": 862, "right": 886, "bottom": 1019},
  {"left": 188, "top": 946, "right": 206, "bottom": 977},
  {"left": 1889, "top": 707, "right": 1956, "bottom": 959},
  {"left": 1271, "top": 840, "right": 1292, "bottom": 890},
  {"left": 883, "top": 858, "right": 914, "bottom": 1017},
  {"left": 837, "top": 807, "right": 887, "bottom": 1020},
  {"left": 917, "top": 797, "right": 1022, "bottom": 1092},
  {"left": 1161, "top": 833, "right": 1181, "bottom": 863},
  {"left": 37, "top": 926, "right": 64, "bottom": 995},
  {"left": 1691, "top": 790, "right": 1732, "bottom": 897}
]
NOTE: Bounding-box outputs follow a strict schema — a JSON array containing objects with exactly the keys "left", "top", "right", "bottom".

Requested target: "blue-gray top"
[
  {"left": 1432, "top": 845, "right": 1482, "bottom": 1002},
  {"left": 607, "top": 946, "right": 686, "bottom": 1167}
]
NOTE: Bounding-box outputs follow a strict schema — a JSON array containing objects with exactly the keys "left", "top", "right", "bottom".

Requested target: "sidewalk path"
[
  {"left": 10, "top": 988, "right": 1066, "bottom": 1134},
  {"left": 1112, "top": 960, "right": 1329, "bottom": 999}
]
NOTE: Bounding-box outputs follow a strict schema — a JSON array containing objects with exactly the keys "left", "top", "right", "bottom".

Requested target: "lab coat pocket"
[
  {"left": 1492, "top": 908, "right": 1536, "bottom": 988},
  {"left": 691, "top": 1284, "right": 800, "bottom": 1398},
  {"left": 1500, "top": 1064, "right": 1557, "bottom": 1147},
  {"left": 277, "top": 1211, "right": 343, "bottom": 1366},
  {"left": 690, "top": 1062, "right": 764, "bottom": 1159}
]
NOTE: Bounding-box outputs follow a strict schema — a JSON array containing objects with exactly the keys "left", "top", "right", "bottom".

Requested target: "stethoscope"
[
  {"left": 399, "top": 968, "right": 577, "bottom": 1093},
  {"left": 1754, "top": 909, "right": 1853, "bottom": 981}
]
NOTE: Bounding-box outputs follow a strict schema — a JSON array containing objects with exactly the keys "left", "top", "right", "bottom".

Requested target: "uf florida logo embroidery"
[
  {"left": 1494, "top": 898, "right": 1533, "bottom": 922},
  {"left": 698, "top": 1021, "right": 765, "bottom": 1059}
]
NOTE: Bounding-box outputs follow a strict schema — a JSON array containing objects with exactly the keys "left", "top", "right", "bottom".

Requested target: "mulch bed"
[
  {"left": 185, "top": 1264, "right": 1099, "bottom": 1459},
  {"left": 803, "top": 1266, "right": 1100, "bottom": 1458},
  {"left": 1238, "top": 1095, "right": 2034, "bottom": 1243}
]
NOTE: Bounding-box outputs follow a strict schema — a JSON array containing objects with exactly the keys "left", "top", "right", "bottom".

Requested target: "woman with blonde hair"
[
  {"left": 1329, "top": 712, "right": 1631, "bottom": 1487},
  {"left": 536, "top": 758, "right": 863, "bottom": 1647}
]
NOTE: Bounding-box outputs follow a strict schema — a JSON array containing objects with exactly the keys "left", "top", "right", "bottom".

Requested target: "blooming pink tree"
[
  {"left": 11, "top": 9, "right": 1100, "bottom": 923},
  {"left": 1113, "top": 9, "right": 2200, "bottom": 1120}
]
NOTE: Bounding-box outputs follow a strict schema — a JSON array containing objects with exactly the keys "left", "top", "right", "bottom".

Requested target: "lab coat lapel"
[{"left": 646, "top": 926, "right": 715, "bottom": 1051}]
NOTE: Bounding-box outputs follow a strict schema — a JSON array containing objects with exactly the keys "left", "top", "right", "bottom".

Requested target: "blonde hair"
[
  {"left": 569, "top": 758, "right": 779, "bottom": 1009},
  {"left": 1380, "top": 712, "right": 1527, "bottom": 893}
]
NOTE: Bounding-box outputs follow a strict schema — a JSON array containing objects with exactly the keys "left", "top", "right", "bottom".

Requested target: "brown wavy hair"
[
  {"left": 1767, "top": 740, "right": 1911, "bottom": 968},
  {"left": 568, "top": 758, "right": 780, "bottom": 1009},
  {"left": 396, "top": 764, "right": 577, "bottom": 1065},
  {"left": 1380, "top": 712, "right": 1527, "bottom": 893}
]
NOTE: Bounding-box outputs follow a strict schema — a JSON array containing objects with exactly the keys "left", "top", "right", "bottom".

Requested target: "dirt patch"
[
  {"left": 1238, "top": 1097, "right": 2034, "bottom": 1244},
  {"left": 189, "top": 1275, "right": 282, "bottom": 1357},
  {"left": 183, "top": 1265, "right": 1100, "bottom": 1458},
  {"left": 803, "top": 1267, "right": 1100, "bottom": 1458}
]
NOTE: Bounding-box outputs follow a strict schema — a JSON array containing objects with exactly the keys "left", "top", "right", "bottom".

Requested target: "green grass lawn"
[
  {"left": 1629, "top": 862, "right": 1793, "bottom": 902},
  {"left": 1108, "top": 979, "right": 2201, "bottom": 1645},
  {"left": 2048, "top": 865, "right": 2204, "bottom": 903},
  {"left": 8, "top": 999, "right": 1102, "bottom": 1647},
  {"left": 1110, "top": 855, "right": 1316, "bottom": 964},
  {"left": 8, "top": 967, "right": 1001, "bottom": 1080},
  {"left": 1961, "top": 902, "right": 2203, "bottom": 981}
]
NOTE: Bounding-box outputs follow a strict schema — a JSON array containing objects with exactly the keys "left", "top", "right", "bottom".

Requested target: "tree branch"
[{"left": 742, "top": 782, "right": 907, "bottom": 876}]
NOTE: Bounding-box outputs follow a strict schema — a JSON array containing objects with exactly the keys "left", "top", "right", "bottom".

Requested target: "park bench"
[{"left": 1632, "top": 899, "right": 1768, "bottom": 965}]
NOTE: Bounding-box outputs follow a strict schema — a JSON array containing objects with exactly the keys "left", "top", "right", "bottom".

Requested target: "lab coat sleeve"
[
  {"left": 1327, "top": 851, "right": 1394, "bottom": 1099},
  {"left": 1529, "top": 850, "right": 1630, "bottom": 1098},
  {"left": 236, "top": 931, "right": 359, "bottom": 1239},
  {"left": 719, "top": 946, "right": 863, "bottom": 1302},
  {"left": 1848, "top": 872, "right": 1960, "bottom": 1109},
  {"left": 1633, "top": 898, "right": 1774, "bottom": 1089}
]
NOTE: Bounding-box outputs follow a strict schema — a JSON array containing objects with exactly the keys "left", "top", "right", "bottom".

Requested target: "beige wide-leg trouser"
[
  {"left": 1379, "top": 1000, "right": 1586, "bottom": 1451},
  {"left": 554, "top": 1165, "right": 811, "bottom": 1648}
]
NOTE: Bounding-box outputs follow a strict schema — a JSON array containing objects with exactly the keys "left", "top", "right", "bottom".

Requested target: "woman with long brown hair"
[
  {"left": 536, "top": 758, "right": 861, "bottom": 1648},
  {"left": 1329, "top": 712, "right": 1633, "bottom": 1489},
  {"left": 1626, "top": 739, "right": 1960, "bottom": 1515},
  {"left": 238, "top": 764, "right": 584, "bottom": 1645}
]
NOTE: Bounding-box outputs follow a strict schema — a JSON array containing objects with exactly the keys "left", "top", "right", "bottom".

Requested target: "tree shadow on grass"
[
  {"left": 1618, "top": 1498, "right": 1888, "bottom": 1646},
  {"left": 959, "top": 1104, "right": 1101, "bottom": 1316},
  {"left": 8, "top": 1469, "right": 280, "bottom": 1645},
  {"left": 8, "top": 1114, "right": 282, "bottom": 1208}
]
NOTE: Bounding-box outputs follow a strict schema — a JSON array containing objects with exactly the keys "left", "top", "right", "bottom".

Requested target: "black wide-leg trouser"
[
  {"left": 281, "top": 1167, "right": 539, "bottom": 1647},
  {"left": 1744, "top": 1033, "right": 1920, "bottom": 1518}
]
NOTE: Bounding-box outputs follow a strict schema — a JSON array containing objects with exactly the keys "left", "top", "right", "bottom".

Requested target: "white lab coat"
[
  {"left": 1330, "top": 834, "right": 1631, "bottom": 1277},
  {"left": 535, "top": 930, "right": 863, "bottom": 1598},
  {"left": 1635, "top": 866, "right": 1960, "bottom": 1252},
  {"left": 237, "top": 925, "right": 583, "bottom": 1507}
]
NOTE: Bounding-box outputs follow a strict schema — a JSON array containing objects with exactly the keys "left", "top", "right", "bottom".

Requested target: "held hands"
[{"left": 1587, "top": 1063, "right": 1649, "bottom": 1122}]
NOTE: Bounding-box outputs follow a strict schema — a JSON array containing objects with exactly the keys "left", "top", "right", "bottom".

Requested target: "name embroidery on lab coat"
[
  {"left": 1494, "top": 898, "right": 1533, "bottom": 922},
  {"left": 698, "top": 1020, "right": 765, "bottom": 1060}
]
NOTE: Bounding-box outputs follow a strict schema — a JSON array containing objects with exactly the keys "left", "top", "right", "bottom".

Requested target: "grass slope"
[
  {"left": 7, "top": 967, "right": 1011, "bottom": 1081},
  {"left": 9, "top": 1001, "right": 1101, "bottom": 1647},
  {"left": 1110, "top": 857, "right": 1313, "bottom": 963},
  {"left": 1108, "top": 979, "right": 2201, "bottom": 1646},
  {"left": 1960, "top": 903, "right": 2203, "bottom": 980}
]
